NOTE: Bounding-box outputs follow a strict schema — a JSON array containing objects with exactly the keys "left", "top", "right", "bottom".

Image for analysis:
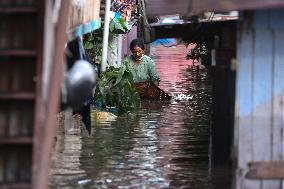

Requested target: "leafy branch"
[{"left": 94, "top": 66, "right": 141, "bottom": 113}]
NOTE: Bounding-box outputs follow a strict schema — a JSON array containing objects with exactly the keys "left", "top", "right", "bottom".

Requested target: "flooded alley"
[
  {"left": 1, "top": 1, "right": 284, "bottom": 189},
  {"left": 49, "top": 42, "right": 231, "bottom": 189}
]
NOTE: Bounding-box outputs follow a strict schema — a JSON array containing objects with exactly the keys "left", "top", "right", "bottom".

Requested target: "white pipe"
[
  {"left": 117, "top": 34, "right": 123, "bottom": 67},
  {"left": 101, "top": 0, "right": 112, "bottom": 72}
]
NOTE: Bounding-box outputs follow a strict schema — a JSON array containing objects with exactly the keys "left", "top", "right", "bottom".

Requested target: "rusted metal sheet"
[
  {"left": 191, "top": 0, "right": 284, "bottom": 15},
  {"left": 247, "top": 162, "right": 284, "bottom": 179},
  {"left": 145, "top": 0, "right": 190, "bottom": 17},
  {"left": 145, "top": 0, "right": 284, "bottom": 16}
]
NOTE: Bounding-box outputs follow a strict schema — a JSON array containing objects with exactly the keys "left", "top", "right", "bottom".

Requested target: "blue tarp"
[{"left": 151, "top": 38, "right": 178, "bottom": 46}]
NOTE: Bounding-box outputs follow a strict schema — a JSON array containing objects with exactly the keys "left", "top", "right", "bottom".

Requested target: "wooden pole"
[{"left": 33, "top": 1, "right": 71, "bottom": 188}]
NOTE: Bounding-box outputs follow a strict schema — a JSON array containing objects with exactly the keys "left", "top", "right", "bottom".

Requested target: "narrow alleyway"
[{"left": 49, "top": 42, "right": 231, "bottom": 188}]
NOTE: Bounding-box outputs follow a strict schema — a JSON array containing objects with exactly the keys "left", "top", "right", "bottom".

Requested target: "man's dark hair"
[{"left": 130, "top": 38, "right": 145, "bottom": 51}]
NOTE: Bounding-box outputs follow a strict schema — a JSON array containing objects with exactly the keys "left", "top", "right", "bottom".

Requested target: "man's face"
[{"left": 131, "top": 46, "right": 144, "bottom": 60}]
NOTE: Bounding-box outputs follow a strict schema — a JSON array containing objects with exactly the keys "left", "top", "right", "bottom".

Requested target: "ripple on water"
[{"left": 49, "top": 44, "right": 231, "bottom": 189}]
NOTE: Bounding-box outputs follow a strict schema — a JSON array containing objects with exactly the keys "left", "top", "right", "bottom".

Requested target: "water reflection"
[
  {"left": 49, "top": 44, "right": 231, "bottom": 189},
  {"left": 49, "top": 115, "right": 87, "bottom": 188}
]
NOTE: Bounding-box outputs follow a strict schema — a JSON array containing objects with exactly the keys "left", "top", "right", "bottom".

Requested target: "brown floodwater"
[{"left": 49, "top": 42, "right": 231, "bottom": 189}]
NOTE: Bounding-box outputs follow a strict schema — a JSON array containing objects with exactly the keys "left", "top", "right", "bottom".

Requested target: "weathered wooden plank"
[
  {"left": 247, "top": 162, "right": 284, "bottom": 179},
  {"left": 262, "top": 180, "right": 281, "bottom": 189},
  {"left": 237, "top": 23, "right": 254, "bottom": 168},
  {"left": 270, "top": 8, "right": 284, "bottom": 29},
  {"left": 263, "top": 30, "right": 284, "bottom": 189},
  {"left": 235, "top": 18, "right": 261, "bottom": 189},
  {"left": 33, "top": 1, "right": 71, "bottom": 189},
  {"left": 252, "top": 12, "right": 278, "bottom": 189},
  {"left": 272, "top": 30, "right": 284, "bottom": 164},
  {"left": 236, "top": 9, "right": 284, "bottom": 189},
  {"left": 69, "top": 0, "right": 101, "bottom": 32},
  {"left": 252, "top": 29, "right": 273, "bottom": 162},
  {"left": 253, "top": 10, "right": 269, "bottom": 30},
  {"left": 273, "top": 31, "right": 284, "bottom": 188}
]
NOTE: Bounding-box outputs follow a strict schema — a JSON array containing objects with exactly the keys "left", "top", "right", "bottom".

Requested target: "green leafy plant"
[
  {"left": 94, "top": 66, "right": 140, "bottom": 113},
  {"left": 109, "top": 18, "right": 132, "bottom": 34},
  {"left": 84, "top": 32, "right": 103, "bottom": 64},
  {"left": 83, "top": 30, "right": 120, "bottom": 66}
]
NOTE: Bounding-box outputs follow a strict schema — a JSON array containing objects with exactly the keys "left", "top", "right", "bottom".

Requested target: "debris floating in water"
[
  {"left": 78, "top": 179, "right": 92, "bottom": 185},
  {"left": 171, "top": 94, "right": 193, "bottom": 102}
]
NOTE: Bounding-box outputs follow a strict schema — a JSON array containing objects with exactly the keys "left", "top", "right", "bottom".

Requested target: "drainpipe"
[
  {"left": 101, "top": 0, "right": 111, "bottom": 72},
  {"left": 117, "top": 34, "right": 123, "bottom": 67}
]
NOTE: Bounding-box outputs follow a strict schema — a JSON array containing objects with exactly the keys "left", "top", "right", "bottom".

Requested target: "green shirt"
[{"left": 122, "top": 55, "right": 160, "bottom": 83}]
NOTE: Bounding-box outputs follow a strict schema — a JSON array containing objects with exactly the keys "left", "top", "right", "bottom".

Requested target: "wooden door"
[{"left": 0, "top": 1, "right": 44, "bottom": 188}]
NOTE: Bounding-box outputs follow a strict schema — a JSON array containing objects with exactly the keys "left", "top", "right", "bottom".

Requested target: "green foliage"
[
  {"left": 83, "top": 30, "right": 120, "bottom": 66},
  {"left": 82, "top": 15, "right": 138, "bottom": 113},
  {"left": 109, "top": 18, "right": 132, "bottom": 34},
  {"left": 83, "top": 32, "right": 103, "bottom": 64},
  {"left": 94, "top": 66, "right": 140, "bottom": 113}
]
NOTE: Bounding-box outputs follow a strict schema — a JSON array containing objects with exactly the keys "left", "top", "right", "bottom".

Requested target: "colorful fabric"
[{"left": 121, "top": 55, "right": 160, "bottom": 83}]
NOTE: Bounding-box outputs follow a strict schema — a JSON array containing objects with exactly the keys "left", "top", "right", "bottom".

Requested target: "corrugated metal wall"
[
  {"left": 145, "top": 0, "right": 190, "bottom": 17},
  {"left": 235, "top": 9, "right": 284, "bottom": 189},
  {"left": 145, "top": 0, "right": 284, "bottom": 17}
]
